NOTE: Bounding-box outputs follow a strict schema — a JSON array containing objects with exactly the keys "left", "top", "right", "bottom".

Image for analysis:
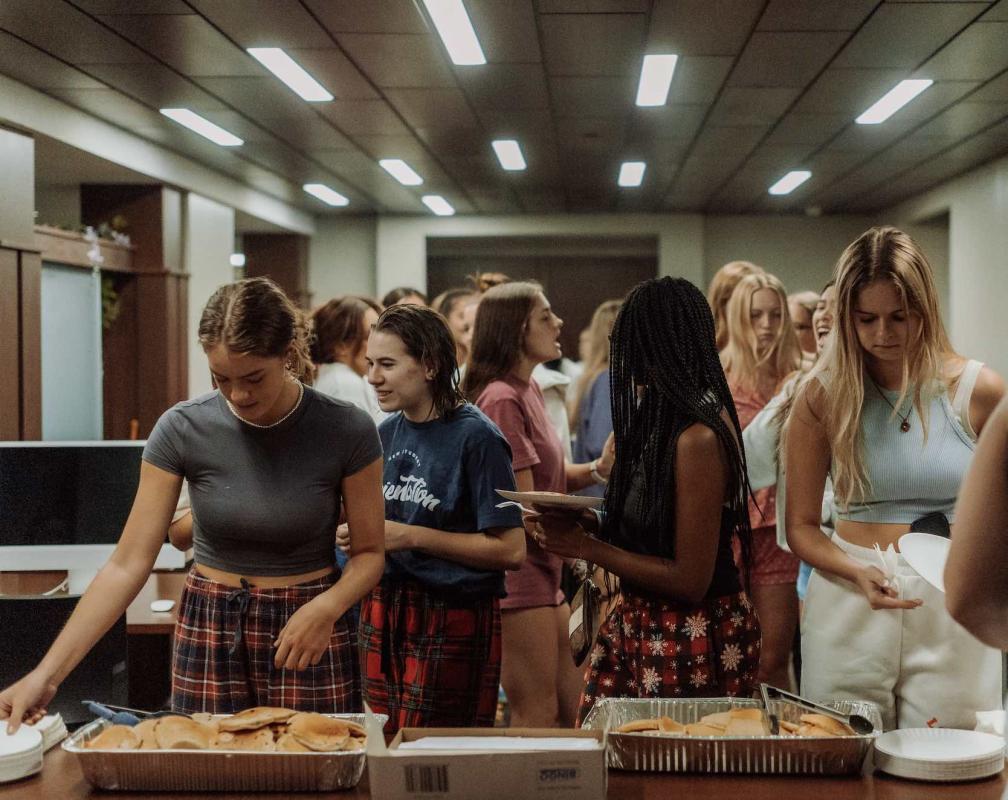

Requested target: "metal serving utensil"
[
  {"left": 759, "top": 684, "right": 876, "bottom": 735},
  {"left": 758, "top": 684, "right": 780, "bottom": 735}
]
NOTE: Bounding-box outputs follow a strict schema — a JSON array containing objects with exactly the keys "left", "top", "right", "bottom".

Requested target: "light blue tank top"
[{"left": 833, "top": 381, "right": 975, "bottom": 524}]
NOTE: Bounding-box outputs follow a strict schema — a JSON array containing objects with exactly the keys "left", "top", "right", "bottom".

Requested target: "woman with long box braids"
[{"left": 531, "top": 277, "right": 761, "bottom": 723}]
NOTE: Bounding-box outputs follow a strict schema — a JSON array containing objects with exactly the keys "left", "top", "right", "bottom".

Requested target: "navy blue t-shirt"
[{"left": 379, "top": 404, "right": 523, "bottom": 596}]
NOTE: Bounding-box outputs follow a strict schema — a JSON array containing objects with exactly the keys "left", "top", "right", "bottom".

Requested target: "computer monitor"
[{"left": 0, "top": 441, "right": 185, "bottom": 592}]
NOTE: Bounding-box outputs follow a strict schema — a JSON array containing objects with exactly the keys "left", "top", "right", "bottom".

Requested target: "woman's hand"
[
  {"left": 273, "top": 596, "right": 341, "bottom": 671},
  {"left": 0, "top": 670, "right": 58, "bottom": 734},
  {"left": 596, "top": 432, "right": 616, "bottom": 479},
  {"left": 853, "top": 565, "right": 923, "bottom": 610},
  {"left": 335, "top": 523, "right": 351, "bottom": 554},
  {"left": 528, "top": 511, "right": 589, "bottom": 560}
]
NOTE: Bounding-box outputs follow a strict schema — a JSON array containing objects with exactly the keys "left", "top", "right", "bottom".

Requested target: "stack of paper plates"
[
  {"left": 875, "top": 728, "right": 1005, "bottom": 781},
  {"left": 0, "top": 725, "right": 44, "bottom": 784},
  {"left": 30, "top": 715, "right": 68, "bottom": 752}
]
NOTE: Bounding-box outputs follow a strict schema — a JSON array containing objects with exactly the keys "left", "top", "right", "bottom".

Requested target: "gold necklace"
[
  {"left": 226, "top": 380, "right": 304, "bottom": 429},
  {"left": 868, "top": 378, "right": 911, "bottom": 433}
]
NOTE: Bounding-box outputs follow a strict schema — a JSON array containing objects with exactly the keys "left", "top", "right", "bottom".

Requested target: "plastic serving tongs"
[
  {"left": 83, "top": 700, "right": 186, "bottom": 726},
  {"left": 759, "top": 684, "right": 875, "bottom": 735}
]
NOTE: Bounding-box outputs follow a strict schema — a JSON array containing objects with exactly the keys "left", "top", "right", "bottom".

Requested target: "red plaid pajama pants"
[
  {"left": 359, "top": 579, "right": 501, "bottom": 733},
  {"left": 171, "top": 568, "right": 360, "bottom": 714},
  {"left": 577, "top": 589, "right": 761, "bottom": 725}
]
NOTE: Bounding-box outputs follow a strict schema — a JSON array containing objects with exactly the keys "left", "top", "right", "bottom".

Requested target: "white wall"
[
  {"left": 34, "top": 185, "right": 81, "bottom": 230},
  {"left": 885, "top": 153, "right": 1008, "bottom": 377},
  {"left": 184, "top": 193, "right": 235, "bottom": 398},
  {"left": 308, "top": 215, "right": 377, "bottom": 303}
]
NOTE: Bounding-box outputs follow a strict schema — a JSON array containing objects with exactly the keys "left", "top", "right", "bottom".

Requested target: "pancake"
[
  {"left": 154, "top": 716, "right": 215, "bottom": 750},
  {"left": 212, "top": 728, "right": 275, "bottom": 751},
  {"left": 217, "top": 706, "right": 297, "bottom": 732},
  {"left": 86, "top": 725, "right": 140, "bottom": 750},
  {"left": 287, "top": 713, "right": 350, "bottom": 751}
]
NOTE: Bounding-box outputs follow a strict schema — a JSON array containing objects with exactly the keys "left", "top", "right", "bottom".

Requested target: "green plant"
[{"left": 101, "top": 274, "right": 122, "bottom": 330}]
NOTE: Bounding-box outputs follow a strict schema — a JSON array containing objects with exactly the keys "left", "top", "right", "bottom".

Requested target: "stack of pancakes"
[
  {"left": 85, "top": 707, "right": 367, "bottom": 752},
  {"left": 616, "top": 708, "right": 856, "bottom": 737}
]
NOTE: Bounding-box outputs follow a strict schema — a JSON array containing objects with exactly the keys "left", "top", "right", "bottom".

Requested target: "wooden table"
[{"left": 3, "top": 747, "right": 1005, "bottom": 799}]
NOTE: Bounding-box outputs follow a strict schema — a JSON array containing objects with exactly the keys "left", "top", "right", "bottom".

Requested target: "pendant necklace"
[{"left": 869, "top": 378, "right": 912, "bottom": 433}]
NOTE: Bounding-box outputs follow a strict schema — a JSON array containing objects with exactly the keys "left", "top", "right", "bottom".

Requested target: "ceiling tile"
[
  {"left": 649, "top": 0, "right": 764, "bottom": 56},
  {"left": 317, "top": 99, "right": 411, "bottom": 136},
  {"left": 466, "top": 0, "right": 540, "bottom": 63},
  {"left": 556, "top": 116, "right": 627, "bottom": 153},
  {"left": 729, "top": 32, "right": 851, "bottom": 88},
  {"left": 913, "top": 101, "right": 1008, "bottom": 140},
  {"left": 74, "top": 0, "right": 190, "bottom": 12},
  {"left": 917, "top": 22, "right": 1008, "bottom": 81},
  {"left": 550, "top": 76, "right": 634, "bottom": 116},
  {"left": 632, "top": 104, "right": 709, "bottom": 141},
  {"left": 283, "top": 48, "right": 378, "bottom": 100},
  {"left": 539, "top": 13, "right": 646, "bottom": 76},
  {"left": 707, "top": 86, "right": 801, "bottom": 126},
  {"left": 350, "top": 135, "right": 433, "bottom": 163},
  {"left": 310, "top": 149, "right": 380, "bottom": 173},
  {"left": 413, "top": 125, "right": 487, "bottom": 156},
  {"left": 45, "top": 87, "right": 168, "bottom": 130},
  {"left": 539, "top": 1, "right": 650, "bottom": 10},
  {"left": 514, "top": 187, "right": 566, "bottom": 213},
  {"left": 187, "top": 0, "right": 333, "bottom": 48},
  {"left": 793, "top": 68, "right": 917, "bottom": 115},
  {"left": 985, "top": 0, "right": 1008, "bottom": 20},
  {"left": 0, "top": 32, "right": 105, "bottom": 90},
  {"left": 457, "top": 63, "right": 551, "bottom": 109},
  {"left": 98, "top": 14, "right": 260, "bottom": 77},
  {"left": 756, "top": 0, "right": 878, "bottom": 31},
  {"left": 689, "top": 125, "right": 770, "bottom": 161},
  {"left": 831, "top": 3, "right": 988, "bottom": 69},
  {"left": 762, "top": 112, "right": 851, "bottom": 147},
  {"left": 476, "top": 108, "right": 555, "bottom": 138},
  {"left": 384, "top": 88, "right": 480, "bottom": 130},
  {"left": 665, "top": 56, "right": 734, "bottom": 104},
  {"left": 304, "top": 0, "right": 427, "bottom": 34},
  {"left": 337, "top": 33, "right": 456, "bottom": 88},
  {"left": 970, "top": 72, "right": 1008, "bottom": 103},
  {"left": 196, "top": 76, "right": 317, "bottom": 121},
  {"left": 84, "top": 62, "right": 228, "bottom": 112}
]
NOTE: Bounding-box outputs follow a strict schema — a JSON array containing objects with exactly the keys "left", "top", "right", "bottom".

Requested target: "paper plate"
[
  {"left": 874, "top": 728, "right": 1005, "bottom": 781},
  {"left": 899, "top": 532, "right": 951, "bottom": 593},
  {"left": 0, "top": 725, "right": 42, "bottom": 759},
  {"left": 496, "top": 489, "right": 602, "bottom": 511}
]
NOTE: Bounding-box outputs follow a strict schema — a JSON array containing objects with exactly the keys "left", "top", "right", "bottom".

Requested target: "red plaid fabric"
[
  {"left": 171, "top": 569, "right": 360, "bottom": 714},
  {"left": 577, "top": 589, "right": 761, "bottom": 725},
  {"left": 360, "top": 580, "right": 501, "bottom": 733}
]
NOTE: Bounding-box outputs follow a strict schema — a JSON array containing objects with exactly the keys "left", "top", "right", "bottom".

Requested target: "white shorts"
[{"left": 801, "top": 536, "right": 1002, "bottom": 730}]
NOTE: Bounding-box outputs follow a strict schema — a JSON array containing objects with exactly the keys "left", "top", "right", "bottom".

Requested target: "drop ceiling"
[{"left": 1, "top": 0, "right": 1006, "bottom": 216}]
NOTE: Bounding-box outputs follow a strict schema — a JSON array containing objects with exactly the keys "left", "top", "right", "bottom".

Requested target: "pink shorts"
[
  {"left": 735, "top": 526, "right": 800, "bottom": 587},
  {"left": 500, "top": 539, "right": 564, "bottom": 610}
]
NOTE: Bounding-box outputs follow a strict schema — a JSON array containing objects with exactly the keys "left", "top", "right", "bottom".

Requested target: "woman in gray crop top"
[
  {"left": 785, "top": 227, "right": 1005, "bottom": 730},
  {"left": 1, "top": 279, "right": 386, "bottom": 731}
]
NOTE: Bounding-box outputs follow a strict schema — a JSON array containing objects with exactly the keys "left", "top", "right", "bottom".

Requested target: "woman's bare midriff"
[
  {"left": 194, "top": 563, "right": 335, "bottom": 588},
  {"left": 835, "top": 520, "right": 919, "bottom": 551}
]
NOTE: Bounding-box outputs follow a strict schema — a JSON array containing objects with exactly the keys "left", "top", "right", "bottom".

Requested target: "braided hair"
[{"left": 602, "top": 277, "right": 753, "bottom": 579}]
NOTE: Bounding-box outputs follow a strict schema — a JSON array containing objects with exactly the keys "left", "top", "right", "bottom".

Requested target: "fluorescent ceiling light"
[
  {"left": 856, "top": 79, "right": 933, "bottom": 125},
  {"left": 303, "top": 183, "right": 349, "bottom": 206},
  {"left": 491, "top": 139, "right": 526, "bottom": 171},
  {"left": 379, "top": 159, "right": 424, "bottom": 186},
  {"left": 768, "top": 170, "right": 812, "bottom": 195},
  {"left": 618, "top": 161, "right": 646, "bottom": 187},
  {"left": 422, "top": 195, "right": 455, "bottom": 216},
  {"left": 421, "top": 0, "right": 486, "bottom": 65},
  {"left": 247, "top": 48, "right": 333, "bottom": 102},
  {"left": 635, "top": 54, "right": 679, "bottom": 107},
  {"left": 159, "top": 108, "right": 243, "bottom": 146},
  {"left": 229, "top": 253, "right": 246, "bottom": 268}
]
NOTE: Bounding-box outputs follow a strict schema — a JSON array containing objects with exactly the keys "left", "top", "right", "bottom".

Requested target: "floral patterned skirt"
[{"left": 576, "top": 589, "right": 761, "bottom": 725}]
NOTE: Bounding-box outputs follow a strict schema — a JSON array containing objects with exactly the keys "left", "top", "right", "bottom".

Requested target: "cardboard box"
[{"left": 367, "top": 724, "right": 607, "bottom": 800}]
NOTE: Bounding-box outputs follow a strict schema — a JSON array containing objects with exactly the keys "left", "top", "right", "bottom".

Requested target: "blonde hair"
[
  {"left": 198, "top": 277, "right": 315, "bottom": 385},
  {"left": 802, "top": 226, "right": 954, "bottom": 509},
  {"left": 788, "top": 290, "right": 820, "bottom": 315},
  {"left": 721, "top": 272, "right": 801, "bottom": 394},
  {"left": 569, "top": 299, "right": 622, "bottom": 426},
  {"left": 708, "top": 261, "right": 764, "bottom": 350}
]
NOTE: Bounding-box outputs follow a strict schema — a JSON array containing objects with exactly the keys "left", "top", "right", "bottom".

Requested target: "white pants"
[{"left": 801, "top": 536, "right": 1002, "bottom": 730}]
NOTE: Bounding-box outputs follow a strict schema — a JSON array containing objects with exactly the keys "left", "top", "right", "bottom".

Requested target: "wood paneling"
[
  {"left": 244, "top": 233, "right": 311, "bottom": 309},
  {"left": 0, "top": 249, "right": 20, "bottom": 440},
  {"left": 18, "top": 251, "right": 41, "bottom": 440}
]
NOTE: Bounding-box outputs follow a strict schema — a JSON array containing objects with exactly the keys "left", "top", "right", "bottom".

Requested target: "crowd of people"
[{"left": 3, "top": 225, "right": 1005, "bottom": 737}]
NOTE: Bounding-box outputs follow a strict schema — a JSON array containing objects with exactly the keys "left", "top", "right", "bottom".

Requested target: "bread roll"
[{"left": 799, "top": 713, "right": 854, "bottom": 736}]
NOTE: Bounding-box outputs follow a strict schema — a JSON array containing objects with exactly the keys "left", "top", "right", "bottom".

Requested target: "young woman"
[
  {"left": 311, "top": 295, "right": 386, "bottom": 424},
  {"left": 345, "top": 304, "right": 525, "bottom": 732},
  {"left": 788, "top": 290, "right": 821, "bottom": 360},
  {"left": 786, "top": 226, "right": 1005, "bottom": 730},
  {"left": 531, "top": 277, "right": 760, "bottom": 724},
  {"left": 2, "top": 278, "right": 385, "bottom": 732},
  {"left": 707, "top": 260, "right": 764, "bottom": 351},
  {"left": 570, "top": 299, "right": 622, "bottom": 498},
  {"left": 721, "top": 271, "right": 801, "bottom": 690},
  {"left": 381, "top": 287, "right": 427, "bottom": 307},
  {"left": 431, "top": 287, "right": 477, "bottom": 365},
  {"left": 462, "top": 282, "right": 614, "bottom": 728}
]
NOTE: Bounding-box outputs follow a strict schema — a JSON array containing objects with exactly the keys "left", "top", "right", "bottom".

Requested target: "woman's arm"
[
  {"left": 744, "top": 386, "right": 790, "bottom": 491},
  {"left": 537, "top": 424, "right": 725, "bottom": 604},
  {"left": 274, "top": 458, "right": 385, "bottom": 671},
  {"left": 968, "top": 366, "right": 1007, "bottom": 436},
  {"left": 785, "top": 382, "right": 920, "bottom": 610},
  {"left": 385, "top": 523, "right": 525, "bottom": 571},
  {"left": 945, "top": 394, "right": 1008, "bottom": 646},
  {"left": 1, "top": 463, "right": 181, "bottom": 732},
  {"left": 565, "top": 432, "right": 615, "bottom": 491},
  {"left": 168, "top": 510, "right": 193, "bottom": 551}
]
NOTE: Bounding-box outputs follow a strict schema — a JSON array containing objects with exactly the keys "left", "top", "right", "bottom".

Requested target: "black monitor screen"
[{"left": 0, "top": 443, "right": 145, "bottom": 546}]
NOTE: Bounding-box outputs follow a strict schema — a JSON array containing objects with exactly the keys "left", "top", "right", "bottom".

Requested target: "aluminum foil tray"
[
  {"left": 581, "top": 697, "right": 881, "bottom": 776},
  {"left": 63, "top": 712, "right": 385, "bottom": 792}
]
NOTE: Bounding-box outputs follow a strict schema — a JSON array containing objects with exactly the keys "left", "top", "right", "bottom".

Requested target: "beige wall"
[
  {"left": 308, "top": 215, "right": 377, "bottom": 305},
  {"left": 184, "top": 193, "right": 235, "bottom": 398}
]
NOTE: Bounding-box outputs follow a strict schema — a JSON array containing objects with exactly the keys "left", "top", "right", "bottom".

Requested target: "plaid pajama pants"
[
  {"left": 359, "top": 579, "right": 501, "bottom": 733},
  {"left": 171, "top": 568, "right": 360, "bottom": 715},
  {"left": 577, "top": 589, "right": 761, "bottom": 725}
]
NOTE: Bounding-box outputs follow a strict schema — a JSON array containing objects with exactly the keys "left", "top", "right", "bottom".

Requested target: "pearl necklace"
[{"left": 225, "top": 380, "right": 304, "bottom": 429}]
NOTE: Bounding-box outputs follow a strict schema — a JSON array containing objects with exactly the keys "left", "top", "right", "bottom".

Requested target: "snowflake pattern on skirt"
[{"left": 576, "top": 589, "right": 761, "bottom": 726}]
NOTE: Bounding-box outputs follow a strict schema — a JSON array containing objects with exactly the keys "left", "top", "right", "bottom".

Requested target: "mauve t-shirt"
[{"left": 476, "top": 374, "right": 566, "bottom": 608}]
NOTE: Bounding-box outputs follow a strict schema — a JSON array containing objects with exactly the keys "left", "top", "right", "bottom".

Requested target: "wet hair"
[
  {"left": 373, "top": 304, "right": 464, "bottom": 418},
  {"left": 602, "top": 276, "right": 752, "bottom": 579},
  {"left": 461, "top": 281, "right": 542, "bottom": 402},
  {"left": 310, "top": 295, "right": 381, "bottom": 367},
  {"left": 198, "top": 277, "right": 315, "bottom": 385},
  {"left": 381, "top": 286, "right": 428, "bottom": 307},
  {"left": 431, "top": 287, "right": 477, "bottom": 319}
]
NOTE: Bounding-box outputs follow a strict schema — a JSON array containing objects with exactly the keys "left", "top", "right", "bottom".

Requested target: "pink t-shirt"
[
  {"left": 477, "top": 374, "right": 566, "bottom": 609},
  {"left": 730, "top": 381, "right": 777, "bottom": 532}
]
